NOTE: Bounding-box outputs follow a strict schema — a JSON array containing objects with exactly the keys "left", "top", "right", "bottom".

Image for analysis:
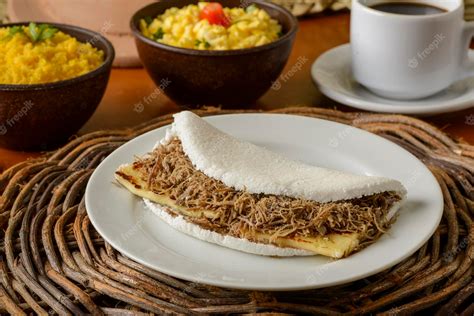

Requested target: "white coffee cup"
[{"left": 351, "top": 0, "right": 474, "bottom": 100}]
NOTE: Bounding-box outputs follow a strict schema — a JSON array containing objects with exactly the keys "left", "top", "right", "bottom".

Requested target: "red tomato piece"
[{"left": 199, "top": 3, "right": 231, "bottom": 27}]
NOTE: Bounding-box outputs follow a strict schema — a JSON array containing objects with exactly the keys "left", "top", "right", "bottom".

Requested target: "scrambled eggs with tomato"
[{"left": 139, "top": 2, "right": 282, "bottom": 50}]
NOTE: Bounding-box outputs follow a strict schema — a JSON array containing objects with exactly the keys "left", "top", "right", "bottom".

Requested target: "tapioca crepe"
[{"left": 115, "top": 111, "right": 407, "bottom": 258}]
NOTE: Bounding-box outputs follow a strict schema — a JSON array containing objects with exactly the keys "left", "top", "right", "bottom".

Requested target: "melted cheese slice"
[{"left": 115, "top": 164, "right": 360, "bottom": 258}]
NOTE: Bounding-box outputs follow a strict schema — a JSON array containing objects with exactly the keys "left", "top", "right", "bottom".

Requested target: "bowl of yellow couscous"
[
  {"left": 0, "top": 22, "right": 114, "bottom": 150},
  {"left": 131, "top": 0, "right": 297, "bottom": 106}
]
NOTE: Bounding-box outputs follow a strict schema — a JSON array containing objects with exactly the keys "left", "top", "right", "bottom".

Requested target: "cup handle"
[{"left": 460, "top": 21, "right": 474, "bottom": 79}]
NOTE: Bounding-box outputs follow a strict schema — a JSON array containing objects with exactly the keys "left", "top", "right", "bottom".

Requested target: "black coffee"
[{"left": 371, "top": 2, "right": 446, "bottom": 15}]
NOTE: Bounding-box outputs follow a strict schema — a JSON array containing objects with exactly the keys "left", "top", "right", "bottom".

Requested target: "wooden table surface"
[{"left": 0, "top": 12, "right": 473, "bottom": 171}]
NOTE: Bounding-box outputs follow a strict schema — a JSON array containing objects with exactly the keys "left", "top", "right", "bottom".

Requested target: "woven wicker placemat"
[{"left": 0, "top": 107, "right": 472, "bottom": 315}]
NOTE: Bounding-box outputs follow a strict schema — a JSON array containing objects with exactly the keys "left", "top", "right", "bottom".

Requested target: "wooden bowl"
[
  {"left": 0, "top": 22, "right": 115, "bottom": 150},
  {"left": 130, "top": 0, "right": 298, "bottom": 107}
]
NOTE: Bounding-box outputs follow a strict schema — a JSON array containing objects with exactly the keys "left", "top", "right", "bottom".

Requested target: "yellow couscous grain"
[{"left": 0, "top": 26, "right": 104, "bottom": 85}]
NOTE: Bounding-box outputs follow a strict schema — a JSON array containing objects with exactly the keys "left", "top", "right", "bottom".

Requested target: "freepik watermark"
[
  {"left": 306, "top": 258, "right": 336, "bottom": 283},
  {"left": 77, "top": 20, "right": 114, "bottom": 54},
  {"left": 405, "top": 168, "right": 423, "bottom": 188},
  {"left": 133, "top": 78, "right": 172, "bottom": 113},
  {"left": 239, "top": 0, "right": 254, "bottom": 8},
  {"left": 327, "top": 113, "right": 363, "bottom": 148},
  {"left": 465, "top": 114, "right": 474, "bottom": 125},
  {"left": 408, "top": 33, "right": 445, "bottom": 69},
  {"left": 442, "top": 235, "right": 473, "bottom": 263},
  {"left": 271, "top": 56, "right": 308, "bottom": 90},
  {"left": 0, "top": 100, "right": 34, "bottom": 135},
  {"left": 114, "top": 203, "right": 153, "bottom": 248},
  {"left": 328, "top": 126, "right": 351, "bottom": 148}
]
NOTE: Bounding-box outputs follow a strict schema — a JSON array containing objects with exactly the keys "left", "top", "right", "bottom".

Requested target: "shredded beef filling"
[{"left": 132, "top": 138, "right": 401, "bottom": 242}]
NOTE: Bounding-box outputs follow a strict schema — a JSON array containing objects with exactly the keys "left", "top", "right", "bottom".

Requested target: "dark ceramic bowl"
[
  {"left": 0, "top": 22, "right": 114, "bottom": 150},
  {"left": 131, "top": 0, "right": 298, "bottom": 107}
]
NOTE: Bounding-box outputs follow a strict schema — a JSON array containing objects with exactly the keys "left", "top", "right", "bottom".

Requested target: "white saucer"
[{"left": 311, "top": 44, "right": 474, "bottom": 115}]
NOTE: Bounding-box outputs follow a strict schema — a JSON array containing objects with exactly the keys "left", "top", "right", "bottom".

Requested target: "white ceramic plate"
[
  {"left": 312, "top": 44, "right": 474, "bottom": 115},
  {"left": 86, "top": 113, "right": 443, "bottom": 291}
]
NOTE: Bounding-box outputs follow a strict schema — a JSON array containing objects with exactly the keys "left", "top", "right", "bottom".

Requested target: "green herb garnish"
[
  {"left": 195, "top": 39, "right": 211, "bottom": 49},
  {"left": 38, "top": 26, "right": 58, "bottom": 41},
  {"left": 277, "top": 31, "right": 283, "bottom": 37},
  {"left": 246, "top": 4, "right": 258, "bottom": 13},
  {"left": 9, "top": 26, "right": 22, "bottom": 36},
  {"left": 27, "top": 22, "right": 58, "bottom": 42},
  {"left": 153, "top": 27, "right": 164, "bottom": 40},
  {"left": 1, "top": 26, "right": 21, "bottom": 41},
  {"left": 144, "top": 16, "right": 154, "bottom": 25},
  {"left": 2, "top": 22, "right": 58, "bottom": 42},
  {"left": 28, "top": 22, "right": 40, "bottom": 41}
]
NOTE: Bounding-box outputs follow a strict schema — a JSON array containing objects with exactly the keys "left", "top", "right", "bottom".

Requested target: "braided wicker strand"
[{"left": 0, "top": 107, "right": 472, "bottom": 315}]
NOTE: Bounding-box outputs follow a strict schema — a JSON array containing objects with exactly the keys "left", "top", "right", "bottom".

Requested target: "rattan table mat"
[{"left": 0, "top": 107, "right": 473, "bottom": 315}]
